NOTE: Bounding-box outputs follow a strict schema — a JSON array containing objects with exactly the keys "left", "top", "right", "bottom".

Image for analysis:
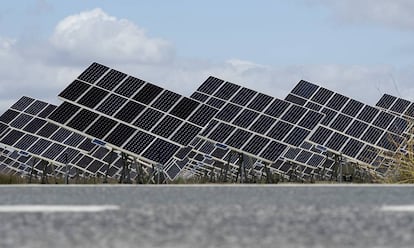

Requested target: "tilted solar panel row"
[
  {"left": 1, "top": 61, "right": 407, "bottom": 180},
  {"left": 48, "top": 63, "right": 218, "bottom": 169},
  {"left": 0, "top": 96, "right": 125, "bottom": 178},
  {"left": 286, "top": 80, "right": 409, "bottom": 173},
  {"left": 174, "top": 76, "right": 336, "bottom": 179}
]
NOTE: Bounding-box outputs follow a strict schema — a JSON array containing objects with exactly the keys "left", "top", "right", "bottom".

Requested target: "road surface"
[{"left": 0, "top": 184, "right": 413, "bottom": 248}]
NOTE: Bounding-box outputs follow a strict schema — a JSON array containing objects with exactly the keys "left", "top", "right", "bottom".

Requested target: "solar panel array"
[
  {"left": 0, "top": 96, "right": 127, "bottom": 178},
  {"left": 0, "top": 62, "right": 407, "bottom": 181},
  {"left": 375, "top": 94, "right": 414, "bottom": 151},
  {"left": 171, "top": 76, "right": 336, "bottom": 179},
  {"left": 0, "top": 147, "right": 34, "bottom": 176},
  {"left": 48, "top": 63, "right": 223, "bottom": 180},
  {"left": 376, "top": 94, "right": 414, "bottom": 120},
  {"left": 285, "top": 80, "right": 408, "bottom": 173}
]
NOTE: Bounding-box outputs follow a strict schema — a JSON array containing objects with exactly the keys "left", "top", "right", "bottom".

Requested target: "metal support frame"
[
  {"left": 119, "top": 152, "right": 131, "bottom": 184},
  {"left": 103, "top": 149, "right": 115, "bottom": 184},
  {"left": 64, "top": 153, "right": 69, "bottom": 184},
  {"left": 41, "top": 160, "right": 48, "bottom": 184},
  {"left": 29, "top": 157, "right": 37, "bottom": 183}
]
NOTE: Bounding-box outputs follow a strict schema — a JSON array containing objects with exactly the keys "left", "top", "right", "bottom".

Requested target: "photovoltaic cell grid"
[
  {"left": 183, "top": 76, "right": 332, "bottom": 177},
  {"left": 0, "top": 144, "right": 82, "bottom": 177},
  {"left": 0, "top": 125, "right": 32, "bottom": 175},
  {"left": 0, "top": 96, "right": 118, "bottom": 177},
  {"left": 50, "top": 63, "right": 215, "bottom": 169},
  {"left": 0, "top": 147, "right": 36, "bottom": 175},
  {"left": 286, "top": 80, "right": 407, "bottom": 171},
  {"left": 4, "top": 62, "right": 400, "bottom": 179},
  {"left": 376, "top": 94, "right": 414, "bottom": 120}
]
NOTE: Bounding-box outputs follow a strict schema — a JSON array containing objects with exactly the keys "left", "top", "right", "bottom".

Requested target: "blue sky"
[{"left": 0, "top": 0, "right": 413, "bottom": 112}]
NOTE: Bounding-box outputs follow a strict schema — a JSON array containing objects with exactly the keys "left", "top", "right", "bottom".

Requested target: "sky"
[{"left": 0, "top": 0, "right": 413, "bottom": 112}]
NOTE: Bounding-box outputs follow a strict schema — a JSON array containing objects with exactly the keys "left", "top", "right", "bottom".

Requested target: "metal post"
[
  {"left": 339, "top": 158, "right": 343, "bottom": 183},
  {"left": 238, "top": 153, "right": 246, "bottom": 184},
  {"left": 29, "top": 157, "right": 37, "bottom": 184},
  {"left": 224, "top": 153, "right": 231, "bottom": 183},
  {"left": 241, "top": 154, "right": 248, "bottom": 183},
  {"left": 64, "top": 153, "right": 69, "bottom": 184},
  {"left": 119, "top": 153, "right": 131, "bottom": 184},
  {"left": 41, "top": 161, "right": 48, "bottom": 184},
  {"left": 132, "top": 159, "right": 139, "bottom": 184},
  {"left": 52, "top": 163, "right": 57, "bottom": 184},
  {"left": 238, "top": 153, "right": 243, "bottom": 184},
  {"left": 219, "top": 163, "right": 224, "bottom": 182},
  {"left": 264, "top": 163, "right": 270, "bottom": 183},
  {"left": 337, "top": 154, "right": 342, "bottom": 183},
  {"left": 157, "top": 164, "right": 161, "bottom": 184},
  {"left": 103, "top": 150, "right": 114, "bottom": 184}
]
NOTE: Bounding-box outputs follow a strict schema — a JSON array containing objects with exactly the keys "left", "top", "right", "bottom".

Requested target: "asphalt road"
[{"left": 0, "top": 184, "right": 414, "bottom": 248}]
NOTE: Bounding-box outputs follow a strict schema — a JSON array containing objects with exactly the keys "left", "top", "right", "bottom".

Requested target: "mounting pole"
[
  {"left": 103, "top": 150, "right": 114, "bottom": 184},
  {"left": 339, "top": 154, "right": 343, "bottom": 183},
  {"left": 41, "top": 161, "right": 48, "bottom": 184},
  {"left": 64, "top": 153, "right": 69, "bottom": 184},
  {"left": 156, "top": 163, "right": 162, "bottom": 184},
  {"left": 29, "top": 157, "right": 37, "bottom": 184},
  {"left": 119, "top": 152, "right": 131, "bottom": 184}
]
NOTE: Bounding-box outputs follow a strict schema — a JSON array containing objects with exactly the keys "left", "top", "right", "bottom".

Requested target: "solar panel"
[
  {"left": 197, "top": 76, "right": 224, "bottom": 95},
  {"left": 247, "top": 93, "right": 273, "bottom": 112},
  {"left": 115, "top": 76, "right": 145, "bottom": 97},
  {"left": 190, "top": 92, "right": 209, "bottom": 103},
  {"left": 230, "top": 87, "right": 257, "bottom": 106},
  {"left": 151, "top": 90, "right": 181, "bottom": 112},
  {"left": 375, "top": 94, "right": 414, "bottom": 121},
  {"left": 132, "top": 83, "right": 163, "bottom": 104},
  {"left": 285, "top": 94, "right": 306, "bottom": 106},
  {"left": 50, "top": 62, "right": 217, "bottom": 179},
  {"left": 95, "top": 69, "right": 127, "bottom": 91},
  {"left": 326, "top": 93, "right": 349, "bottom": 111},
  {"left": 287, "top": 80, "right": 408, "bottom": 172},
  {"left": 10, "top": 96, "right": 35, "bottom": 111},
  {"left": 0, "top": 109, "right": 19, "bottom": 124},
  {"left": 170, "top": 97, "right": 200, "bottom": 120},
  {"left": 183, "top": 76, "right": 328, "bottom": 179},
  {"left": 330, "top": 114, "right": 352, "bottom": 132},
  {"left": 291, "top": 80, "right": 318, "bottom": 99},
  {"left": 250, "top": 115, "right": 275, "bottom": 134},
  {"left": 214, "top": 81, "right": 240, "bottom": 100},
  {"left": 0, "top": 148, "right": 38, "bottom": 176},
  {"left": 283, "top": 127, "right": 309, "bottom": 146},
  {"left": 376, "top": 94, "right": 397, "bottom": 109},
  {"left": 405, "top": 103, "right": 414, "bottom": 118},
  {"left": 216, "top": 103, "right": 242, "bottom": 122},
  {"left": 95, "top": 94, "right": 127, "bottom": 116},
  {"left": 78, "top": 62, "right": 109, "bottom": 84},
  {"left": 0, "top": 96, "right": 116, "bottom": 177},
  {"left": 58, "top": 80, "right": 91, "bottom": 102},
  {"left": 342, "top": 99, "right": 364, "bottom": 117},
  {"left": 7, "top": 63, "right": 410, "bottom": 180},
  {"left": 372, "top": 112, "right": 395, "bottom": 129},
  {"left": 345, "top": 120, "right": 368, "bottom": 139}
]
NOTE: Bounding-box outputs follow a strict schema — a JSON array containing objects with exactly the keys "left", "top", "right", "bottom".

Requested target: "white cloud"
[
  {"left": 0, "top": 8, "right": 413, "bottom": 115},
  {"left": 308, "top": 0, "right": 414, "bottom": 30},
  {"left": 0, "top": 36, "right": 81, "bottom": 110},
  {"left": 0, "top": 37, "right": 16, "bottom": 50},
  {"left": 50, "top": 8, "right": 174, "bottom": 64},
  {"left": 113, "top": 59, "right": 411, "bottom": 107}
]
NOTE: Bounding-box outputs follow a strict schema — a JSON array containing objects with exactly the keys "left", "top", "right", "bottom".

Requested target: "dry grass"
[
  {"left": 0, "top": 174, "right": 27, "bottom": 184},
  {"left": 383, "top": 119, "right": 414, "bottom": 183}
]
